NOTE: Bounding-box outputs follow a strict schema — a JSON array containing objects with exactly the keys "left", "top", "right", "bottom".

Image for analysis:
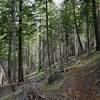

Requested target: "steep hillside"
[{"left": 1, "top": 51, "right": 100, "bottom": 100}]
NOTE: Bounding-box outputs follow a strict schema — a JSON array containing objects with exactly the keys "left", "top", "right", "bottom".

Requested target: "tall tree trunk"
[
  {"left": 42, "top": 39, "right": 45, "bottom": 68},
  {"left": 65, "top": 29, "right": 69, "bottom": 56},
  {"left": 18, "top": 0, "right": 24, "bottom": 82},
  {"left": 28, "top": 43, "right": 30, "bottom": 73},
  {"left": 8, "top": 0, "right": 13, "bottom": 82},
  {"left": 8, "top": 33, "right": 12, "bottom": 82},
  {"left": 92, "top": 0, "right": 100, "bottom": 51},
  {"left": 26, "top": 43, "right": 30, "bottom": 74},
  {"left": 38, "top": 17, "right": 42, "bottom": 71},
  {"left": 38, "top": 35, "right": 42, "bottom": 72},
  {"left": 85, "top": 1, "right": 90, "bottom": 55},
  {"left": 59, "top": 42, "right": 62, "bottom": 63},
  {"left": 74, "top": 31, "right": 79, "bottom": 56},
  {"left": 11, "top": 0, "right": 17, "bottom": 82},
  {"left": 46, "top": 0, "right": 50, "bottom": 67},
  {"left": 72, "top": 0, "right": 84, "bottom": 53}
]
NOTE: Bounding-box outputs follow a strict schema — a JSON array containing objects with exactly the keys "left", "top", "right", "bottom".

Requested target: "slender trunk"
[
  {"left": 46, "top": 0, "right": 50, "bottom": 67},
  {"left": 8, "top": 35, "right": 12, "bottom": 82},
  {"left": 92, "top": 0, "right": 100, "bottom": 51},
  {"left": 27, "top": 43, "right": 30, "bottom": 73},
  {"left": 8, "top": 0, "right": 14, "bottom": 82},
  {"left": 50, "top": 47, "right": 54, "bottom": 66},
  {"left": 59, "top": 42, "right": 62, "bottom": 67},
  {"left": 38, "top": 35, "right": 42, "bottom": 71},
  {"left": 18, "top": 0, "right": 24, "bottom": 82},
  {"left": 13, "top": 48, "right": 17, "bottom": 82},
  {"left": 42, "top": 39, "right": 45, "bottom": 67},
  {"left": 38, "top": 16, "right": 42, "bottom": 71},
  {"left": 85, "top": 2, "right": 90, "bottom": 55},
  {"left": 74, "top": 31, "right": 78, "bottom": 56},
  {"left": 72, "top": 0, "right": 83, "bottom": 53},
  {"left": 11, "top": 0, "right": 17, "bottom": 82},
  {"left": 54, "top": 50, "right": 56, "bottom": 65},
  {"left": 28, "top": 44, "right": 30, "bottom": 72},
  {"left": 65, "top": 29, "right": 68, "bottom": 56}
]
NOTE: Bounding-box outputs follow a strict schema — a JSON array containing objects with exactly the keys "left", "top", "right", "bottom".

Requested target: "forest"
[{"left": 0, "top": 0, "right": 100, "bottom": 100}]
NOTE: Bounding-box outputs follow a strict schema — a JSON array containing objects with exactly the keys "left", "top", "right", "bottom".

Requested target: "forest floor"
[
  {"left": 36, "top": 51, "right": 100, "bottom": 100},
  {"left": 0, "top": 51, "right": 100, "bottom": 100}
]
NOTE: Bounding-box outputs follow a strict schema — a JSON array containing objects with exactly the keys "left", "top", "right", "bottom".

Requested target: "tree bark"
[
  {"left": 11, "top": 0, "right": 17, "bottom": 82},
  {"left": 65, "top": 29, "right": 69, "bottom": 56},
  {"left": 92, "top": 0, "right": 100, "bottom": 51},
  {"left": 85, "top": 1, "right": 90, "bottom": 55},
  {"left": 8, "top": 0, "right": 14, "bottom": 82},
  {"left": 8, "top": 33, "right": 12, "bottom": 82},
  {"left": 26, "top": 43, "right": 30, "bottom": 73},
  {"left": 46, "top": 0, "right": 51, "bottom": 67},
  {"left": 38, "top": 35, "right": 42, "bottom": 71},
  {"left": 41, "top": 39, "right": 44, "bottom": 68},
  {"left": 18, "top": 0, "right": 24, "bottom": 82}
]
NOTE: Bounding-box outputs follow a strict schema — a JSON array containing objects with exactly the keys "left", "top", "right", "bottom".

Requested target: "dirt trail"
[
  {"left": 62, "top": 68, "right": 97, "bottom": 100},
  {"left": 42, "top": 64, "right": 100, "bottom": 100},
  {"left": 0, "top": 68, "right": 100, "bottom": 100},
  {"left": 25, "top": 53, "right": 100, "bottom": 100}
]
